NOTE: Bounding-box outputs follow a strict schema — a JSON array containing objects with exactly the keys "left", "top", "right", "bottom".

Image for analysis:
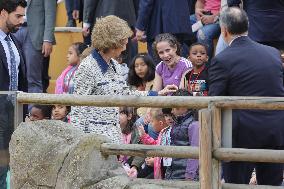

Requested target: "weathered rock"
[
  {"left": 10, "top": 120, "right": 198, "bottom": 189},
  {"left": 9, "top": 120, "right": 121, "bottom": 189}
]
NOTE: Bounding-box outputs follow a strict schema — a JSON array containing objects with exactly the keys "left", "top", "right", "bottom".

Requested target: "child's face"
[
  {"left": 188, "top": 45, "right": 208, "bottom": 68},
  {"left": 172, "top": 108, "right": 188, "bottom": 117},
  {"left": 29, "top": 107, "right": 45, "bottom": 121},
  {"left": 52, "top": 105, "right": 68, "bottom": 120},
  {"left": 156, "top": 41, "right": 178, "bottom": 68},
  {"left": 67, "top": 46, "right": 80, "bottom": 66},
  {"left": 134, "top": 57, "right": 149, "bottom": 79},
  {"left": 150, "top": 118, "right": 165, "bottom": 132},
  {"left": 119, "top": 111, "right": 132, "bottom": 129},
  {"left": 164, "top": 114, "right": 174, "bottom": 126}
]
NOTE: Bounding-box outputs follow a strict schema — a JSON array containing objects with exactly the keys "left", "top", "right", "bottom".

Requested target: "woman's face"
[
  {"left": 134, "top": 57, "right": 149, "bottom": 79},
  {"left": 111, "top": 38, "right": 128, "bottom": 58},
  {"left": 156, "top": 41, "right": 178, "bottom": 68}
]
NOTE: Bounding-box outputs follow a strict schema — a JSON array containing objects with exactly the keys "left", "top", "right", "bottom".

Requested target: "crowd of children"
[{"left": 24, "top": 32, "right": 283, "bottom": 184}]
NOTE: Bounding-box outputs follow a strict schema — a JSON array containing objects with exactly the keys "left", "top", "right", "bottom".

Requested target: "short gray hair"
[{"left": 219, "top": 7, "right": 249, "bottom": 35}]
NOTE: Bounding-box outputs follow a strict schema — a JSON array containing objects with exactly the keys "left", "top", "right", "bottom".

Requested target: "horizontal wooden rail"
[
  {"left": 222, "top": 183, "right": 284, "bottom": 189},
  {"left": 100, "top": 143, "right": 199, "bottom": 159},
  {"left": 17, "top": 93, "right": 284, "bottom": 110},
  {"left": 214, "top": 148, "right": 284, "bottom": 163}
]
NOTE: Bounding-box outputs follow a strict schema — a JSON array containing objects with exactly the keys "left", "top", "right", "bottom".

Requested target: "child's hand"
[
  {"left": 158, "top": 84, "right": 178, "bottom": 96},
  {"left": 138, "top": 125, "right": 146, "bottom": 136},
  {"left": 249, "top": 173, "right": 257, "bottom": 185},
  {"left": 145, "top": 157, "right": 154, "bottom": 167},
  {"left": 127, "top": 166, "right": 138, "bottom": 178}
]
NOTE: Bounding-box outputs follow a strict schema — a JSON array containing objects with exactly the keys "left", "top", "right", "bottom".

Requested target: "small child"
[
  {"left": 128, "top": 53, "right": 155, "bottom": 91},
  {"left": 118, "top": 107, "right": 140, "bottom": 169},
  {"left": 128, "top": 108, "right": 171, "bottom": 179},
  {"left": 55, "top": 42, "right": 88, "bottom": 94},
  {"left": 180, "top": 42, "right": 209, "bottom": 96},
  {"left": 51, "top": 105, "right": 71, "bottom": 122},
  {"left": 164, "top": 89, "right": 199, "bottom": 180},
  {"left": 26, "top": 105, "right": 52, "bottom": 121}
]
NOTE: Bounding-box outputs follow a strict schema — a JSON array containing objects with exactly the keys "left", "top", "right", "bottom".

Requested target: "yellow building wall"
[{"left": 48, "top": 2, "right": 147, "bottom": 93}]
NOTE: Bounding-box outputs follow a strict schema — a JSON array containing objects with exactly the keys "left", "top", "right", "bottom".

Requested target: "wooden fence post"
[
  {"left": 199, "top": 109, "right": 212, "bottom": 189},
  {"left": 210, "top": 105, "right": 222, "bottom": 189}
]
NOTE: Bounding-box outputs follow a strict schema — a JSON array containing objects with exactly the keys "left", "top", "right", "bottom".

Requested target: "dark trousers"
[
  {"left": 0, "top": 96, "right": 14, "bottom": 188},
  {"left": 42, "top": 56, "right": 50, "bottom": 93},
  {"left": 0, "top": 166, "right": 8, "bottom": 189},
  {"left": 65, "top": 0, "right": 74, "bottom": 20},
  {"left": 223, "top": 161, "right": 283, "bottom": 186}
]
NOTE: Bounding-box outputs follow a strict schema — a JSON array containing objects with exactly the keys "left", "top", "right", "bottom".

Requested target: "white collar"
[{"left": 229, "top": 35, "right": 248, "bottom": 46}]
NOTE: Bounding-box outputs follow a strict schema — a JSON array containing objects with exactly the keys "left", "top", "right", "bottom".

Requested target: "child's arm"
[
  {"left": 137, "top": 124, "right": 159, "bottom": 145},
  {"left": 140, "top": 133, "right": 159, "bottom": 145}
]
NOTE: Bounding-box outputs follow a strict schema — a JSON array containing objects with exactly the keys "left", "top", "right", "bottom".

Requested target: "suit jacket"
[
  {"left": 26, "top": 0, "right": 57, "bottom": 50},
  {"left": 0, "top": 34, "right": 27, "bottom": 92},
  {"left": 136, "top": 0, "right": 192, "bottom": 42},
  {"left": 208, "top": 36, "right": 284, "bottom": 148},
  {"left": 0, "top": 34, "right": 27, "bottom": 150},
  {"left": 228, "top": 0, "right": 284, "bottom": 42},
  {"left": 83, "top": 0, "right": 139, "bottom": 27}
]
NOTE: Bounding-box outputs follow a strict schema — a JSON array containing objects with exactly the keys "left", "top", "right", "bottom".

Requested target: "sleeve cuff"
[
  {"left": 148, "top": 90, "right": 158, "bottom": 96},
  {"left": 83, "top": 23, "right": 91, "bottom": 28}
]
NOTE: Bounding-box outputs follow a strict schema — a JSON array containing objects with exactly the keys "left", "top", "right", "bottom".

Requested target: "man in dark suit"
[
  {"left": 135, "top": 0, "right": 193, "bottom": 62},
  {"left": 209, "top": 7, "right": 284, "bottom": 186},
  {"left": 0, "top": 0, "right": 27, "bottom": 187},
  {"left": 82, "top": 0, "right": 139, "bottom": 65},
  {"left": 228, "top": 0, "right": 284, "bottom": 51},
  {"left": 14, "top": 0, "right": 56, "bottom": 93}
]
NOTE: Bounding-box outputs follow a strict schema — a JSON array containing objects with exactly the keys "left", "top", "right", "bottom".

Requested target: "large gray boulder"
[
  {"left": 9, "top": 120, "right": 121, "bottom": 189},
  {"left": 10, "top": 120, "right": 198, "bottom": 189}
]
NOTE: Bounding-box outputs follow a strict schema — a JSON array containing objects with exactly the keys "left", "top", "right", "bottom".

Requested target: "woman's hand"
[{"left": 158, "top": 84, "right": 178, "bottom": 96}]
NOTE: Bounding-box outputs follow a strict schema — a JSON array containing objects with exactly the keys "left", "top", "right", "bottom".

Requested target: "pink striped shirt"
[{"left": 204, "top": 0, "right": 221, "bottom": 14}]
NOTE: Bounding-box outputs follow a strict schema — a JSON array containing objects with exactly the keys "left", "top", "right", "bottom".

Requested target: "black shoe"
[{"left": 66, "top": 19, "right": 76, "bottom": 27}]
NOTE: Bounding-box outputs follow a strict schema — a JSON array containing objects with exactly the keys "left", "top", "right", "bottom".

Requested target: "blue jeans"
[{"left": 190, "top": 15, "right": 220, "bottom": 59}]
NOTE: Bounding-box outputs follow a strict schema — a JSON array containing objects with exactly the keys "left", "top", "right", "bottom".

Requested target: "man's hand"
[
  {"left": 201, "top": 15, "right": 215, "bottom": 25},
  {"left": 42, "top": 42, "right": 53, "bottom": 57},
  {"left": 135, "top": 28, "right": 146, "bottom": 42},
  {"left": 82, "top": 27, "right": 90, "bottom": 37},
  {"left": 72, "top": 10, "right": 79, "bottom": 20},
  {"left": 195, "top": 8, "right": 205, "bottom": 20},
  {"left": 127, "top": 166, "right": 138, "bottom": 178}
]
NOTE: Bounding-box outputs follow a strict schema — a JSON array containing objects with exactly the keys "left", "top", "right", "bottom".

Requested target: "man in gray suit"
[{"left": 15, "top": 0, "right": 56, "bottom": 93}]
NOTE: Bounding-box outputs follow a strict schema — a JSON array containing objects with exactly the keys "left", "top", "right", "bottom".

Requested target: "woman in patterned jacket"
[{"left": 70, "top": 15, "right": 177, "bottom": 144}]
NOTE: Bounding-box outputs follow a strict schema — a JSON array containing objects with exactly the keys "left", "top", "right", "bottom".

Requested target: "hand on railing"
[{"left": 127, "top": 166, "right": 138, "bottom": 178}]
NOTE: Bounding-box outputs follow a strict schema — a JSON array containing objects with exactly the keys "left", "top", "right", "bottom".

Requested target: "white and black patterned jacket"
[{"left": 70, "top": 50, "right": 154, "bottom": 143}]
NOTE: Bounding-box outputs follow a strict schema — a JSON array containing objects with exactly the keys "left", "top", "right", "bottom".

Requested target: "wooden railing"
[{"left": 16, "top": 93, "right": 284, "bottom": 189}]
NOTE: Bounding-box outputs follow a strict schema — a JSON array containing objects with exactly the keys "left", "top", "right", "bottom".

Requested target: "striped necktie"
[{"left": 5, "top": 35, "right": 18, "bottom": 91}]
